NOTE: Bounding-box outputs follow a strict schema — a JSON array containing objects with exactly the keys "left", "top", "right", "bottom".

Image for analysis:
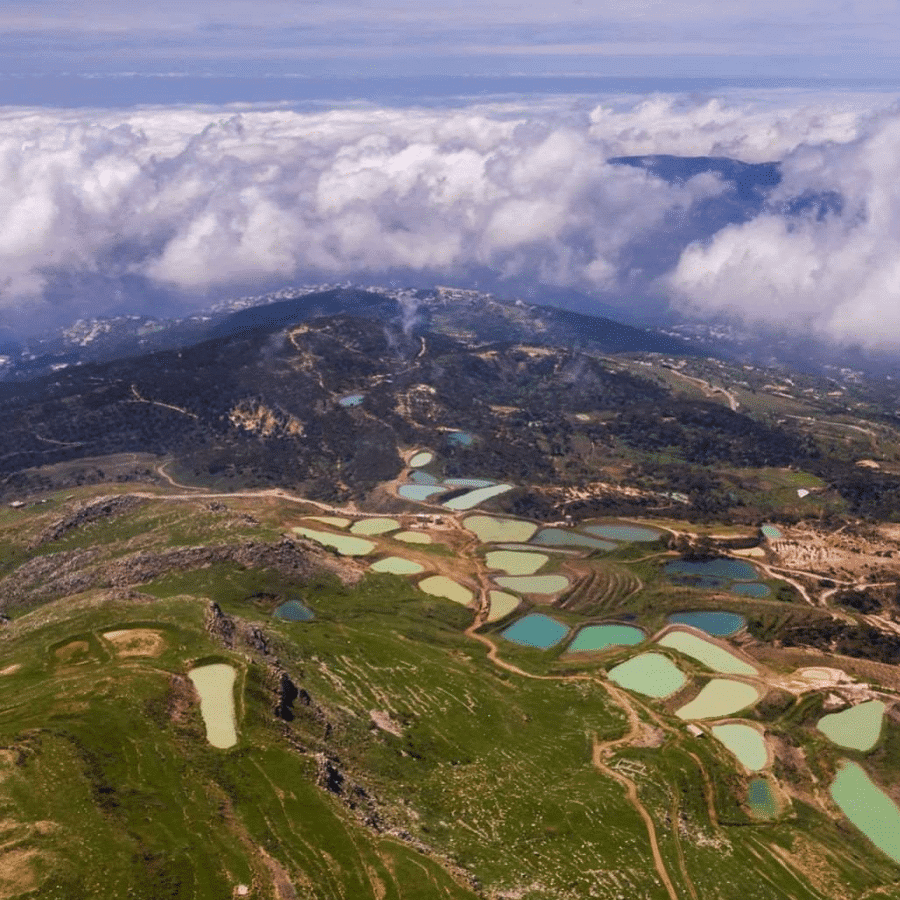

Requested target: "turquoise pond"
[
  {"left": 502, "top": 614, "right": 569, "bottom": 649},
  {"left": 666, "top": 611, "right": 747, "bottom": 636},
  {"left": 584, "top": 524, "right": 662, "bottom": 543},
  {"left": 532, "top": 528, "right": 615, "bottom": 551},
  {"left": 447, "top": 431, "right": 474, "bottom": 446},
  {"left": 339, "top": 394, "right": 364, "bottom": 407},
  {"left": 761, "top": 524, "right": 783, "bottom": 540},
  {"left": 409, "top": 470, "right": 439, "bottom": 485},
  {"left": 273, "top": 600, "right": 315, "bottom": 622},
  {"left": 568, "top": 624, "right": 645, "bottom": 652},
  {"left": 730, "top": 582, "right": 772, "bottom": 598},
  {"left": 747, "top": 778, "right": 778, "bottom": 819}
]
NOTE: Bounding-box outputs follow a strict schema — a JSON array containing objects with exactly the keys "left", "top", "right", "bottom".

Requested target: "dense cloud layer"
[{"left": 0, "top": 92, "right": 899, "bottom": 346}]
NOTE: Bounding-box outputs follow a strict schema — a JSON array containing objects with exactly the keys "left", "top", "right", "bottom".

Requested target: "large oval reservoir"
[
  {"left": 710, "top": 723, "right": 768, "bottom": 771},
  {"left": 189, "top": 664, "right": 238, "bottom": 749},
  {"left": 818, "top": 700, "right": 886, "bottom": 751},
  {"left": 830, "top": 760, "right": 900, "bottom": 864},
  {"left": 494, "top": 574, "right": 570, "bottom": 595},
  {"left": 568, "top": 624, "right": 645, "bottom": 653},
  {"left": 608, "top": 653, "right": 687, "bottom": 698},
  {"left": 658, "top": 631, "right": 757, "bottom": 675},
  {"left": 676, "top": 679, "right": 761, "bottom": 720}
]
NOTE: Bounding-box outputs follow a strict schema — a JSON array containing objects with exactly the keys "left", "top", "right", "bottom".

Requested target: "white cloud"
[{"left": 2, "top": 91, "right": 900, "bottom": 348}]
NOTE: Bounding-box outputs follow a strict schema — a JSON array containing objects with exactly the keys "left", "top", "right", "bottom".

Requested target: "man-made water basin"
[
  {"left": 568, "top": 624, "right": 644, "bottom": 653},
  {"left": 666, "top": 611, "right": 746, "bottom": 636},
  {"left": 747, "top": 778, "right": 779, "bottom": 819},
  {"left": 292, "top": 527, "right": 375, "bottom": 556},
  {"left": 445, "top": 478, "right": 496, "bottom": 488},
  {"left": 818, "top": 700, "right": 886, "bottom": 751},
  {"left": 397, "top": 484, "right": 446, "bottom": 502},
  {"left": 409, "top": 470, "right": 439, "bottom": 485},
  {"left": 830, "top": 760, "right": 900, "bottom": 864},
  {"left": 665, "top": 558, "right": 759, "bottom": 580},
  {"left": 710, "top": 723, "right": 768, "bottom": 771},
  {"left": 761, "top": 524, "right": 783, "bottom": 540},
  {"left": 730, "top": 582, "right": 772, "bottom": 598},
  {"left": 486, "top": 590, "right": 520, "bottom": 623},
  {"left": 409, "top": 451, "right": 434, "bottom": 467},
  {"left": 676, "top": 679, "right": 761, "bottom": 719},
  {"left": 584, "top": 524, "right": 662, "bottom": 543},
  {"left": 447, "top": 431, "right": 474, "bottom": 446},
  {"left": 350, "top": 517, "right": 400, "bottom": 535},
  {"left": 443, "top": 484, "right": 512, "bottom": 510},
  {"left": 658, "top": 631, "right": 757, "bottom": 675},
  {"left": 273, "top": 600, "right": 315, "bottom": 622},
  {"left": 608, "top": 653, "right": 688, "bottom": 698},
  {"left": 339, "top": 393, "right": 364, "bottom": 407},
  {"left": 305, "top": 516, "right": 350, "bottom": 529},
  {"left": 463, "top": 515, "right": 537, "bottom": 543},
  {"left": 418, "top": 576, "right": 473, "bottom": 605},
  {"left": 188, "top": 663, "right": 238, "bottom": 749},
  {"left": 393, "top": 531, "right": 433, "bottom": 544},
  {"left": 485, "top": 550, "right": 548, "bottom": 575},
  {"left": 532, "top": 528, "right": 615, "bottom": 551},
  {"left": 370, "top": 557, "right": 425, "bottom": 575},
  {"left": 494, "top": 574, "right": 570, "bottom": 595},
  {"left": 502, "top": 614, "right": 569, "bottom": 649}
]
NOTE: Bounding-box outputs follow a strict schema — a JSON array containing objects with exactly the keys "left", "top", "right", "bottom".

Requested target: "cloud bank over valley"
[{"left": 1, "top": 91, "right": 899, "bottom": 348}]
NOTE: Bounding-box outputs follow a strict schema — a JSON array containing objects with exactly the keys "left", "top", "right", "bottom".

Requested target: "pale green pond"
[
  {"left": 676, "top": 680, "right": 761, "bottom": 720},
  {"left": 446, "top": 478, "right": 496, "bottom": 488},
  {"left": 393, "top": 530, "right": 433, "bottom": 544},
  {"left": 418, "top": 575, "right": 473, "bottom": 605},
  {"left": 818, "top": 700, "right": 886, "bottom": 751},
  {"left": 485, "top": 550, "right": 548, "bottom": 575},
  {"left": 188, "top": 663, "right": 238, "bottom": 749},
  {"left": 532, "top": 528, "right": 615, "bottom": 551},
  {"left": 409, "top": 451, "right": 434, "bottom": 467},
  {"left": 830, "top": 760, "right": 900, "bottom": 864},
  {"left": 463, "top": 515, "right": 538, "bottom": 543},
  {"left": 443, "top": 484, "right": 513, "bottom": 510},
  {"left": 398, "top": 484, "right": 446, "bottom": 502},
  {"left": 370, "top": 556, "right": 425, "bottom": 575},
  {"left": 761, "top": 524, "right": 783, "bottom": 540},
  {"left": 608, "top": 653, "right": 688, "bottom": 698},
  {"left": 292, "top": 526, "right": 375, "bottom": 556},
  {"left": 568, "top": 624, "right": 644, "bottom": 653},
  {"left": 584, "top": 524, "right": 662, "bottom": 542},
  {"left": 494, "top": 574, "right": 570, "bottom": 595},
  {"left": 486, "top": 590, "right": 520, "bottom": 623},
  {"left": 273, "top": 600, "right": 314, "bottom": 622},
  {"left": 350, "top": 517, "right": 400, "bottom": 536},
  {"left": 747, "top": 778, "right": 779, "bottom": 819},
  {"left": 658, "top": 631, "right": 757, "bottom": 675},
  {"left": 710, "top": 723, "right": 768, "bottom": 771}
]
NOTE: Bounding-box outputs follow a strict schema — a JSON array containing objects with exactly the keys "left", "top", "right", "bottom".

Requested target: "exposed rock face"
[
  {"left": 32, "top": 494, "right": 147, "bottom": 547},
  {"left": 206, "top": 601, "right": 235, "bottom": 649},
  {"left": 274, "top": 671, "right": 299, "bottom": 721}
]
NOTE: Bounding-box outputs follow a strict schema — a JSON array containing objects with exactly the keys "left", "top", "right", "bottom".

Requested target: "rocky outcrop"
[{"left": 32, "top": 494, "right": 147, "bottom": 547}]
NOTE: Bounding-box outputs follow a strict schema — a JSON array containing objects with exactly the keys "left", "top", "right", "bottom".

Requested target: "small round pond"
[
  {"left": 568, "top": 624, "right": 644, "bottom": 653},
  {"left": 502, "top": 614, "right": 569, "bottom": 649},
  {"left": 761, "top": 524, "right": 783, "bottom": 540},
  {"left": 608, "top": 653, "right": 687, "bottom": 698},
  {"left": 666, "top": 611, "right": 746, "bottom": 636},
  {"left": 273, "top": 600, "right": 315, "bottom": 622},
  {"left": 409, "top": 451, "right": 434, "bottom": 467},
  {"left": 747, "top": 778, "right": 779, "bottom": 819}
]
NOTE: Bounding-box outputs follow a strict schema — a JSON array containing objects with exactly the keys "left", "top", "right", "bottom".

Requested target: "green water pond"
[
  {"left": 658, "top": 631, "right": 757, "bottom": 675},
  {"left": 676, "top": 679, "right": 761, "bottom": 720},
  {"left": 568, "top": 624, "right": 644, "bottom": 653},
  {"left": 188, "top": 663, "right": 238, "bottom": 749},
  {"left": 608, "top": 653, "right": 687, "bottom": 698},
  {"left": 273, "top": 600, "right": 315, "bottom": 622},
  {"left": 830, "top": 760, "right": 900, "bottom": 864},
  {"left": 350, "top": 517, "right": 400, "bottom": 535},
  {"left": 370, "top": 556, "right": 425, "bottom": 575},
  {"left": 485, "top": 550, "right": 548, "bottom": 575},
  {"left": 398, "top": 484, "right": 446, "bottom": 502},
  {"left": 292, "top": 526, "right": 375, "bottom": 556},
  {"left": 502, "top": 614, "right": 569, "bottom": 649},
  {"left": 486, "top": 590, "right": 520, "bottom": 623},
  {"left": 463, "top": 515, "right": 538, "bottom": 543},
  {"left": 584, "top": 524, "right": 662, "bottom": 542},
  {"left": 532, "top": 528, "right": 615, "bottom": 551},
  {"left": 818, "top": 700, "right": 886, "bottom": 751},
  {"left": 418, "top": 576, "right": 473, "bottom": 605},
  {"left": 443, "top": 484, "right": 512, "bottom": 510},
  {"left": 747, "top": 778, "right": 779, "bottom": 819},
  {"left": 409, "top": 451, "right": 434, "bottom": 467},
  {"left": 710, "top": 723, "right": 768, "bottom": 771},
  {"left": 494, "top": 574, "right": 570, "bottom": 595}
]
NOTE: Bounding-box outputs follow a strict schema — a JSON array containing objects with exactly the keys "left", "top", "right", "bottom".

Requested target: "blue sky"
[{"left": 0, "top": 0, "right": 899, "bottom": 80}]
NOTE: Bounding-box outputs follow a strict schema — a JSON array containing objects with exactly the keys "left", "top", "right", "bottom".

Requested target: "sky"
[{"left": 1, "top": 3, "right": 900, "bottom": 351}]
